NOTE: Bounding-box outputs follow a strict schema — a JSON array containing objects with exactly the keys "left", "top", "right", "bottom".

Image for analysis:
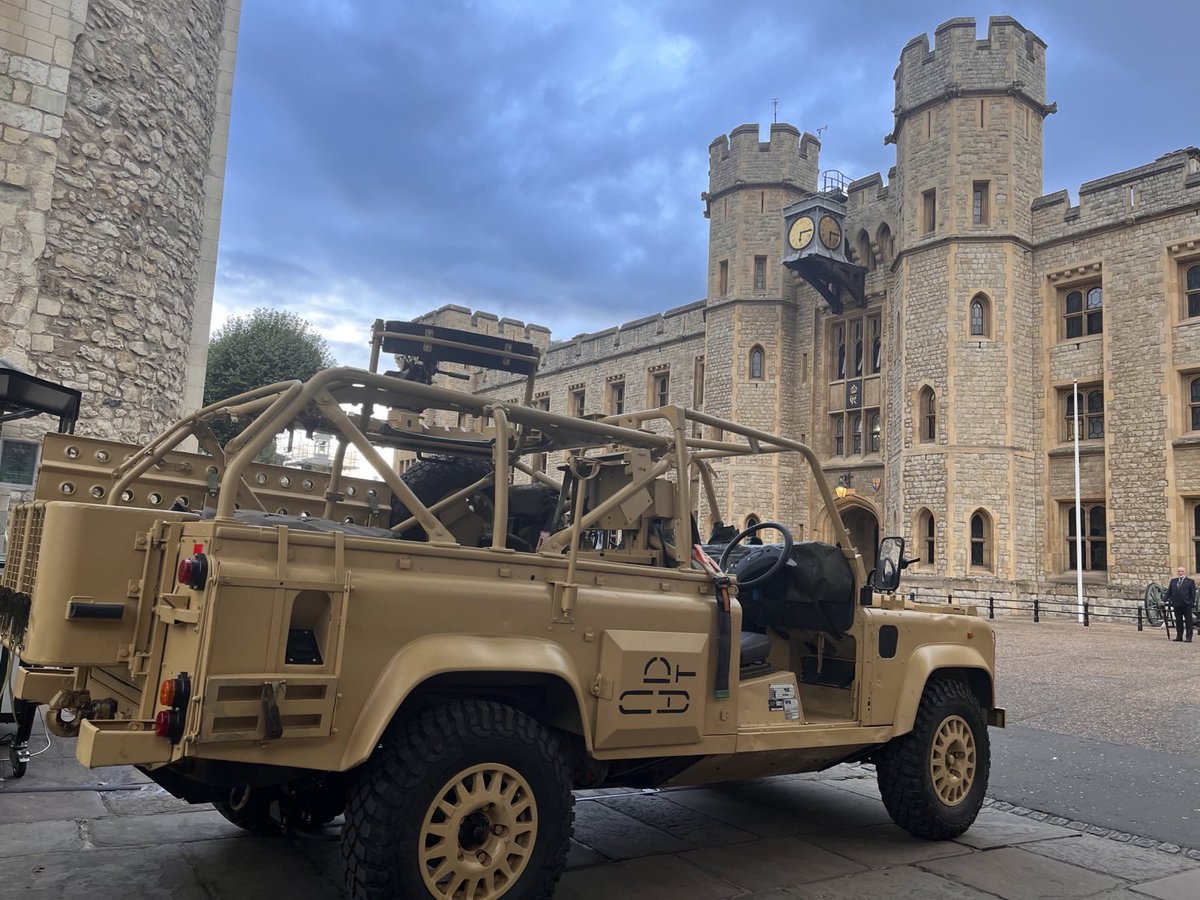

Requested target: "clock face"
[
  {"left": 819, "top": 215, "right": 843, "bottom": 250},
  {"left": 788, "top": 216, "right": 815, "bottom": 251}
]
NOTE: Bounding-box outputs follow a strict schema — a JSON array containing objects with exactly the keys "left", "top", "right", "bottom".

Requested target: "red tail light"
[
  {"left": 154, "top": 710, "right": 171, "bottom": 737},
  {"left": 159, "top": 679, "right": 175, "bottom": 706},
  {"left": 177, "top": 553, "right": 208, "bottom": 590}
]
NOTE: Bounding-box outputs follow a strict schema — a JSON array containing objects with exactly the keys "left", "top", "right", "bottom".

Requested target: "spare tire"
[{"left": 389, "top": 455, "right": 494, "bottom": 540}]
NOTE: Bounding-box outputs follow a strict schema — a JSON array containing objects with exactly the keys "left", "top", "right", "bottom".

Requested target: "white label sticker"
[{"left": 768, "top": 682, "right": 795, "bottom": 711}]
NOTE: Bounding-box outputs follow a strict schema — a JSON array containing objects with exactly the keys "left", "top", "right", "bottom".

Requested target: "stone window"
[
  {"left": 876, "top": 223, "right": 894, "bottom": 265},
  {"left": 970, "top": 293, "right": 991, "bottom": 338},
  {"left": 650, "top": 370, "right": 670, "bottom": 407},
  {"left": 868, "top": 410, "right": 881, "bottom": 454},
  {"left": 607, "top": 380, "right": 625, "bottom": 416},
  {"left": 535, "top": 395, "right": 550, "bottom": 412},
  {"left": 749, "top": 345, "right": 765, "bottom": 380},
  {"left": 570, "top": 387, "right": 585, "bottom": 418},
  {"left": 693, "top": 357, "right": 705, "bottom": 406},
  {"left": 922, "top": 189, "right": 936, "bottom": 235},
  {"left": 1189, "top": 375, "right": 1200, "bottom": 432},
  {"left": 972, "top": 181, "right": 989, "bottom": 225},
  {"left": 1184, "top": 264, "right": 1200, "bottom": 319},
  {"left": 1063, "top": 387, "right": 1104, "bottom": 441},
  {"left": 918, "top": 508, "right": 935, "bottom": 565},
  {"left": 832, "top": 325, "right": 846, "bottom": 380},
  {"left": 850, "top": 412, "right": 863, "bottom": 454},
  {"left": 970, "top": 510, "right": 992, "bottom": 570},
  {"left": 852, "top": 320, "right": 864, "bottom": 378},
  {"left": 744, "top": 513, "right": 761, "bottom": 530},
  {"left": 1065, "top": 503, "right": 1107, "bottom": 572},
  {"left": 869, "top": 316, "right": 882, "bottom": 374},
  {"left": 754, "top": 256, "right": 767, "bottom": 291},
  {"left": 919, "top": 387, "right": 936, "bottom": 443},
  {"left": 855, "top": 230, "right": 873, "bottom": 272},
  {"left": 1063, "top": 285, "right": 1103, "bottom": 340},
  {"left": 0, "top": 438, "right": 38, "bottom": 486},
  {"left": 718, "top": 260, "right": 729, "bottom": 297},
  {"left": 833, "top": 416, "right": 845, "bottom": 456},
  {"left": 1193, "top": 503, "right": 1200, "bottom": 573}
]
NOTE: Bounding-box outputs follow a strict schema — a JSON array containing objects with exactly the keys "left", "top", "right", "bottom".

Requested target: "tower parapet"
[
  {"left": 891, "top": 16, "right": 1047, "bottom": 141},
  {"left": 707, "top": 123, "right": 820, "bottom": 202}
]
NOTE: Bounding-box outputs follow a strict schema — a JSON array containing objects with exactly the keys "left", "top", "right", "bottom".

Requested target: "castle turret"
[
  {"left": 889, "top": 16, "right": 1049, "bottom": 581},
  {"left": 702, "top": 123, "right": 819, "bottom": 531}
]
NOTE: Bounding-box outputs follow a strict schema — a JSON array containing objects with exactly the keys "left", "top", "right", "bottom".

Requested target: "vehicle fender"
[
  {"left": 339, "top": 634, "right": 592, "bottom": 770},
  {"left": 890, "top": 644, "right": 994, "bottom": 736}
]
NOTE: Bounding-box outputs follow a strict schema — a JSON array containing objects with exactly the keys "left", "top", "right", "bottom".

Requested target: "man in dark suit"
[{"left": 1166, "top": 566, "right": 1196, "bottom": 642}]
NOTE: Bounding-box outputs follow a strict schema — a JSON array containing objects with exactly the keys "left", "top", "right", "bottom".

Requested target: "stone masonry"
[
  {"left": 409, "top": 15, "right": 1200, "bottom": 615},
  {"left": 0, "top": 0, "right": 239, "bottom": 532}
]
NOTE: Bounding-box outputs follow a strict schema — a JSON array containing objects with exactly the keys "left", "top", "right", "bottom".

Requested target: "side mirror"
[{"left": 875, "top": 536, "right": 905, "bottom": 593}]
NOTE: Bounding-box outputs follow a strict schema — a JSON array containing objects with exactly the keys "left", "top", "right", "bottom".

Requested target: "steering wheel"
[{"left": 717, "top": 521, "right": 794, "bottom": 589}]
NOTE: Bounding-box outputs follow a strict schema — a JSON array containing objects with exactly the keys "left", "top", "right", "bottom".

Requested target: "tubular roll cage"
[{"left": 103, "top": 362, "right": 863, "bottom": 582}]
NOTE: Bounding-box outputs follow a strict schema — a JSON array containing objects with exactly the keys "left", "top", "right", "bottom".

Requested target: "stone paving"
[{"left": 2, "top": 615, "right": 1198, "bottom": 898}]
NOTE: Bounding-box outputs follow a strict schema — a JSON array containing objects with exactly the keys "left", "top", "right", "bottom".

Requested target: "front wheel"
[
  {"left": 342, "top": 700, "right": 574, "bottom": 900},
  {"left": 876, "top": 678, "right": 990, "bottom": 840}
]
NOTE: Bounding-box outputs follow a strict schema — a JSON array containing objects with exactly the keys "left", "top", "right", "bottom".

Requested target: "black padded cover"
[{"left": 709, "top": 540, "right": 856, "bottom": 635}]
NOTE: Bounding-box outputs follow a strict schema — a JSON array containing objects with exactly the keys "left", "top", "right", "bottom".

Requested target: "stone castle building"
[
  {"left": 0, "top": 1, "right": 238, "bottom": 527},
  {"left": 413, "top": 15, "right": 1200, "bottom": 610}
]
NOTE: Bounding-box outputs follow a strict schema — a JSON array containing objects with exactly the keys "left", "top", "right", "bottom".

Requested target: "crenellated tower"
[
  {"left": 702, "top": 123, "right": 820, "bottom": 532},
  {"left": 888, "top": 16, "right": 1050, "bottom": 582}
]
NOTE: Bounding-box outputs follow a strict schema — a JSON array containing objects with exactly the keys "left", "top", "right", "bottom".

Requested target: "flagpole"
[{"left": 1073, "top": 379, "right": 1084, "bottom": 623}]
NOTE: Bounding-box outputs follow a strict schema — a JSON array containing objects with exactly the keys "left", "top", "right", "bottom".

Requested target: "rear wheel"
[
  {"left": 343, "top": 700, "right": 573, "bottom": 900},
  {"left": 876, "top": 678, "right": 990, "bottom": 840},
  {"left": 1145, "top": 583, "right": 1165, "bottom": 628}
]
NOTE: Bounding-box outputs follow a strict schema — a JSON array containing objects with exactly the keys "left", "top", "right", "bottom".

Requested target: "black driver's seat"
[{"left": 740, "top": 630, "right": 772, "bottom": 667}]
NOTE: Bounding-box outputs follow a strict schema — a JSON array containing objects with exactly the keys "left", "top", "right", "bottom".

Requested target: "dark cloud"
[{"left": 216, "top": 0, "right": 1196, "bottom": 367}]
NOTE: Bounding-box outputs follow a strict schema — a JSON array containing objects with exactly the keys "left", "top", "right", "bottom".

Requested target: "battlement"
[
  {"left": 412, "top": 304, "right": 553, "bottom": 350},
  {"left": 894, "top": 16, "right": 1046, "bottom": 116},
  {"left": 847, "top": 167, "right": 896, "bottom": 206},
  {"left": 707, "top": 122, "right": 820, "bottom": 197},
  {"left": 1032, "top": 148, "right": 1200, "bottom": 244}
]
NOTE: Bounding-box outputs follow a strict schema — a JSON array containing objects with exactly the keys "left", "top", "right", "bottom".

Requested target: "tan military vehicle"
[{"left": 1, "top": 321, "right": 1003, "bottom": 899}]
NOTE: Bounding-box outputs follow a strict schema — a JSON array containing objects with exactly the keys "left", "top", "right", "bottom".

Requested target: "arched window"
[
  {"left": 851, "top": 412, "right": 863, "bottom": 455},
  {"left": 856, "top": 230, "right": 873, "bottom": 272},
  {"left": 1189, "top": 375, "right": 1200, "bottom": 432},
  {"left": 1064, "top": 388, "right": 1105, "bottom": 440},
  {"left": 834, "top": 326, "right": 846, "bottom": 380},
  {"left": 918, "top": 508, "right": 935, "bottom": 565},
  {"left": 1186, "top": 264, "right": 1200, "bottom": 319},
  {"left": 853, "top": 321, "right": 864, "bottom": 377},
  {"left": 920, "top": 387, "right": 936, "bottom": 443},
  {"left": 744, "top": 513, "right": 761, "bottom": 529},
  {"left": 970, "top": 510, "right": 992, "bottom": 570},
  {"left": 970, "top": 293, "right": 990, "bottom": 338},
  {"left": 876, "top": 223, "right": 893, "bottom": 266},
  {"left": 834, "top": 416, "right": 844, "bottom": 456},
  {"left": 868, "top": 410, "right": 881, "bottom": 454},
  {"left": 749, "top": 345, "right": 765, "bottom": 380}
]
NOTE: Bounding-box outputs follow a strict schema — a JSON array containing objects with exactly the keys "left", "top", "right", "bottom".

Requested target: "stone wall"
[{"left": 0, "top": 0, "right": 238, "bottom": 534}]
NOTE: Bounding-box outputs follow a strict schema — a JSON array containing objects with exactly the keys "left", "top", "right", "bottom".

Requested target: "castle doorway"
[{"left": 841, "top": 505, "right": 880, "bottom": 565}]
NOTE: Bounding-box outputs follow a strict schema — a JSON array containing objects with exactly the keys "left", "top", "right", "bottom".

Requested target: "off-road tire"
[
  {"left": 343, "top": 700, "right": 574, "bottom": 900},
  {"left": 389, "top": 456, "right": 494, "bottom": 539},
  {"left": 214, "top": 790, "right": 280, "bottom": 835},
  {"left": 876, "top": 677, "right": 990, "bottom": 840}
]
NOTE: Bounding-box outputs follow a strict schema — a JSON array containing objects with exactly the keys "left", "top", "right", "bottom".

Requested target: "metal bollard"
[
  {"left": 1033, "top": 597, "right": 1039, "bottom": 623},
  {"left": 988, "top": 596, "right": 995, "bottom": 619},
  {"left": 1083, "top": 602, "right": 1089, "bottom": 627},
  {"left": 1137, "top": 605, "right": 1143, "bottom": 631}
]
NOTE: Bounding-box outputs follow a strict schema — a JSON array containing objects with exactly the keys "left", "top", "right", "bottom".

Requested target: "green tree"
[{"left": 203, "top": 308, "right": 336, "bottom": 451}]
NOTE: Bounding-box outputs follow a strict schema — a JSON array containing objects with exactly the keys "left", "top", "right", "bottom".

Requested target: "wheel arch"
[
  {"left": 339, "top": 635, "right": 592, "bottom": 770},
  {"left": 891, "top": 645, "right": 994, "bottom": 736}
]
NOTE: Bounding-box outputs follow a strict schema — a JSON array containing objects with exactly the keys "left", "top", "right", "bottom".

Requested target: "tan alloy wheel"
[
  {"left": 420, "top": 763, "right": 538, "bottom": 899},
  {"left": 929, "top": 714, "right": 977, "bottom": 806}
]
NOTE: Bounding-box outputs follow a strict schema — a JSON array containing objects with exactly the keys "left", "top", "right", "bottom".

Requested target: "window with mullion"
[
  {"left": 1190, "top": 376, "right": 1200, "bottom": 432},
  {"left": 1066, "top": 502, "right": 1107, "bottom": 571},
  {"left": 1063, "top": 285, "right": 1103, "bottom": 340},
  {"left": 1064, "top": 387, "right": 1104, "bottom": 441},
  {"left": 1185, "top": 264, "right": 1200, "bottom": 319}
]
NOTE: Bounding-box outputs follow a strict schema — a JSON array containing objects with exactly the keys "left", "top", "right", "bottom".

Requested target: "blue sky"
[{"left": 213, "top": 1, "right": 1196, "bottom": 367}]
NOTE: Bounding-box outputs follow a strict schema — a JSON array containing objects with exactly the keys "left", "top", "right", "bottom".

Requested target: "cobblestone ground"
[
  {"left": 990, "top": 615, "right": 1200, "bottom": 753},
  {"left": 2, "top": 615, "right": 1198, "bottom": 899}
]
